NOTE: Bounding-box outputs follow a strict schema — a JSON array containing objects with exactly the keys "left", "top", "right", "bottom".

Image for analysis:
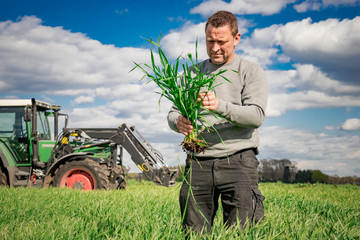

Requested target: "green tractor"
[{"left": 0, "top": 98, "right": 177, "bottom": 190}]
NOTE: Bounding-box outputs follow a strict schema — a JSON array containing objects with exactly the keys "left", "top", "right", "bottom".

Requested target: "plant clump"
[
  {"left": 131, "top": 37, "right": 229, "bottom": 153},
  {"left": 181, "top": 132, "right": 206, "bottom": 153}
]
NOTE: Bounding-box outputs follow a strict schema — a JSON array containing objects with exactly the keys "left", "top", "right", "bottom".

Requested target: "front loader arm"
[{"left": 67, "top": 124, "right": 177, "bottom": 187}]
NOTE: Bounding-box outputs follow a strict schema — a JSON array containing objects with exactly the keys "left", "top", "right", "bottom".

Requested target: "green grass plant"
[
  {"left": 1, "top": 181, "right": 359, "bottom": 239},
  {"left": 131, "top": 37, "right": 230, "bottom": 152}
]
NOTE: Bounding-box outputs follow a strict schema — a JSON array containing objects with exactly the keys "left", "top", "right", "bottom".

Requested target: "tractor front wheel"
[{"left": 53, "top": 159, "right": 109, "bottom": 190}]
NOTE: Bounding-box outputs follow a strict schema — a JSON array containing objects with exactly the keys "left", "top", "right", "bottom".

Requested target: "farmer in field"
[{"left": 168, "top": 11, "right": 268, "bottom": 233}]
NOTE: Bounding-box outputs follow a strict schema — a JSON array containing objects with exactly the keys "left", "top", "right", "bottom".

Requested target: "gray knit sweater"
[{"left": 167, "top": 55, "right": 268, "bottom": 158}]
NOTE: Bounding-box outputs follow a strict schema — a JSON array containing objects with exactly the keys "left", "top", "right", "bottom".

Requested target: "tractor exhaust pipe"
[
  {"left": 54, "top": 109, "right": 59, "bottom": 139},
  {"left": 31, "top": 98, "right": 42, "bottom": 167}
]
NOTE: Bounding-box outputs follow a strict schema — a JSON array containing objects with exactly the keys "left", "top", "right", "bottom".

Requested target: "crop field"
[{"left": 0, "top": 181, "right": 359, "bottom": 239}]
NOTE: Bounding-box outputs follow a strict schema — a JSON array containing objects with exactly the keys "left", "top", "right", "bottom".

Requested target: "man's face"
[{"left": 205, "top": 24, "right": 241, "bottom": 65}]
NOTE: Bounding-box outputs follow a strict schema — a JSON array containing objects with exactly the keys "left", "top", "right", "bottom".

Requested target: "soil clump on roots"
[{"left": 181, "top": 139, "right": 206, "bottom": 153}]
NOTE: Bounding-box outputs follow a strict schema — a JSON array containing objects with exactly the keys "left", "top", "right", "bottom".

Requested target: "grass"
[{"left": 0, "top": 181, "right": 359, "bottom": 239}]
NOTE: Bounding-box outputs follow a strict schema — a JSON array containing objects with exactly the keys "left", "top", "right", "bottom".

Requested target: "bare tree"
[{"left": 259, "top": 158, "right": 297, "bottom": 182}]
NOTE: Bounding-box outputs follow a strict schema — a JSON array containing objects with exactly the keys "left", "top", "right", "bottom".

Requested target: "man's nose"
[{"left": 212, "top": 42, "right": 220, "bottom": 52}]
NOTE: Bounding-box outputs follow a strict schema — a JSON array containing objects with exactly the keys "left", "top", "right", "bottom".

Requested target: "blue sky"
[{"left": 1, "top": 0, "right": 360, "bottom": 176}]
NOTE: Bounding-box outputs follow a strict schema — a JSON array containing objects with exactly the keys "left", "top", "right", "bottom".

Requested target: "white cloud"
[
  {"left": 279, "top": 17, "right": 360, "bottom": 83},
  {"left": 53, "top": 89, "right": 95, "bottom": 97},
  {"left": 266, "top": 90, "right": 360, "bottom": 117},
  {"left": 323, "top": 0, "right": 360, "bottom": 6},
  {"left": 242, "top": 17, "right": 360, "bottom": 83},
  {"left": 115, "top": 8, "right": 128, "bottom": 15},
  {"left": 190, "top": 0, "right": 295, "bottom": 16},
  {"left": 167, "top": 16, "right": 188, "bottom": 23},
  {"left": 294, "top": 0, "right": 360, "bottom": 12},
  {"left": 293, "top": 64, "right": 360, "bottom": 95},
  {"left": 0, "top": 16, "right": 150, "bottom": 94},
  {"left": 341, "top": 118, "right": 360, "bottom": 131},
  {"left": 232, "top": 17, "right": 360, "bottom": 117},
  {"left": 237, "top": 46, "right": 280, "bottom": 66},
  {"left": 273, "top": 17, "right": 360, "bottom": 58},
  {"left": 265, "top": 65, "right": 360, "bottom": 117},
  {"left": 161, "top": 21, "right": 207, "bottom": 60},
  {"left": 259, "top": 126, "right": 360, "bottom": 176},
  {"left": 265, "top": 69, "right": 297, "bottom": 94},
  {"left": 73, "top": 95, "right": 94, "bottom": 104},
  {"left": 294, "top": 0, "right": 322, "bottom": 12}
]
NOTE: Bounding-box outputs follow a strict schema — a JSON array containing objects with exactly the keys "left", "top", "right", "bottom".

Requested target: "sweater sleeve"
[
  {"left": 167, "top": 104, "right": 181, "bottom": 133},
  {"left": 216, "top": 62, "right": 268, "bottom": 128}
]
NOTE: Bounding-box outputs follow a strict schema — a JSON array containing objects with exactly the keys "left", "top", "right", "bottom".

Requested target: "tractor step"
[
  {"left": 13, "top": 179, "right": 29, "bottom": 187},
  {"left": 15, "top": 170, "right": 30, "bottom": 178},
  {"left": 12, "top": 170, "right": 31, "bottom": 187},
  {"left": 13, "top": 178, "right": 44, "bottom": 187}
]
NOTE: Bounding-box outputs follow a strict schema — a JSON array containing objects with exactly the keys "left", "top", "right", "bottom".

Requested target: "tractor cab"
[{"left": 0, "top": 99, "right": 62, "bottom": 166}]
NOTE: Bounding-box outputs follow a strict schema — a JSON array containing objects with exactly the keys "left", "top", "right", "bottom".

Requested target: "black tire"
[
  {"left": 0, "top": 167, "right": 7, "bottom": 187},
  {"left": 53, "top": 158, "right": 109, "bottom": 190}
]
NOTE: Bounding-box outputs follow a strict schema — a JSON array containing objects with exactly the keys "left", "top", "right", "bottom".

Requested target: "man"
[{"left": 167, "top": 11, "right": 268, "bottom": 233}]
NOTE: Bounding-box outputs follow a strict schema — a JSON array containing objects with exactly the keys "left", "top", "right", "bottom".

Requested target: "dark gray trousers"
[{"left": 180, "top": 149, "right": 265, "bottom": 233}]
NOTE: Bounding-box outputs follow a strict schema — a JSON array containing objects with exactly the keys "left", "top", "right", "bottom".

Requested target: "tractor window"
[
  {"left": 37, "top": 110, "right": 51, "bottom": 140},
  {"left": 0, "top": 107, "right": 29, "bottom": 162},
  {"left": 0, "top": 112, "right": 15, "bottom": 136},
  {"left": 0, "top": 107, "right": 27, "bottom": 138}
]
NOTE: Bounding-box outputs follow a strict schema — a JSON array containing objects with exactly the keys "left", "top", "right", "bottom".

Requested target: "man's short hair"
[{"left": 205, "top": 11, "right": 238, "bottom": 37}]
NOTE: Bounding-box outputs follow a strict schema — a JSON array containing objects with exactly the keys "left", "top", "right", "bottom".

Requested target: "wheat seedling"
[{"left": 131, "top": 36, "right": 230, "bottom": 153}]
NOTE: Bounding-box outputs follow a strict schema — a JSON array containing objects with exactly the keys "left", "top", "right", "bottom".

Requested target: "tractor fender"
[
  {"left": 0, "top": 148, "right": 10, "bottom": 168},
  {"left": 43, "top": 152, "right": 93, "bottom": 187},
  {"left": 0, "top": 147, "right": 12, "bottom": 186}
]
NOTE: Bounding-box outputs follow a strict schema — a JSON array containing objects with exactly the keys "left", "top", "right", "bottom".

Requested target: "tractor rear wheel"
[
  {"left": 0, "top": 167, "right": 7, "bottom": 187},
  {"left": 53, "top": 158, "right": 109, "bottom": 190}
]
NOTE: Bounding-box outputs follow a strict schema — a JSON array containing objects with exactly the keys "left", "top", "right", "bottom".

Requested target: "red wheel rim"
[{"left": 60, "top": 168, "right": 96, "bottom": 190}]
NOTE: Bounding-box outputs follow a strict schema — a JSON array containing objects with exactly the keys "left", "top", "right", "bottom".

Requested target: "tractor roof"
[{"left": 0, "top": 99, "right": 61, "bottom": 110}]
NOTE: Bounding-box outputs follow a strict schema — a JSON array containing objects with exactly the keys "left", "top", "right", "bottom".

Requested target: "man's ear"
[{"left": 234, "top": 33, "right": 241, "bottom": 47}]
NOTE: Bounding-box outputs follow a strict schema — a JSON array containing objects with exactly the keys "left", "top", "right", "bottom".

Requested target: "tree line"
[
  {"left": 130, "top": 158, "right": 359, "bottom": 186},
  {"left": 259, "top": 158, "right": 360, "bottom": 185}
]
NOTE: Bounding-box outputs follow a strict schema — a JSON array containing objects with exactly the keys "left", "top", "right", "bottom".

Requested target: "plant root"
[{"left": 181, "top": 139, "right": 206, "bottom": 153}]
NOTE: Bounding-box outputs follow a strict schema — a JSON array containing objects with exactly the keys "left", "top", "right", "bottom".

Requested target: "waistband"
[{"left": 189, "top": 148, "right": 259, "bottom": 161}]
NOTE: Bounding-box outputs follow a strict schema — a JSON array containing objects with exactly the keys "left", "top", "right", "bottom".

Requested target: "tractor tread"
[{"left": 53, "top": 158, "right": 110, "bottom": 190}]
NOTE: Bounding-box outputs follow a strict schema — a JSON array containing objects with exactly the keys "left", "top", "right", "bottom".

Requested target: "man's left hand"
[{"left": 198, "top": 91, "right": 218, "bottom": 111}]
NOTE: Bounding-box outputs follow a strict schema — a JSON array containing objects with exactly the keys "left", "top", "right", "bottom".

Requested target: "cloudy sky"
[{"left": 1, "top": 0, "right": 359, "bottom": 176}]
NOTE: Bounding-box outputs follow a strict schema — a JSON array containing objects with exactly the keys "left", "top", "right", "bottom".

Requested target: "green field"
[{"left": 0, "top": 181, "right": 359, "bottom": 239}]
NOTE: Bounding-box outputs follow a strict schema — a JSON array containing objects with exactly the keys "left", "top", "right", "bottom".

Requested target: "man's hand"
[
  {"left": 177, "top": 115, "right": 193, "bottom": 136},
  {"left": 198, "top": 91, "right": 219, "bottom": 111},
  {"left": 177, "top": 91, "right": 218, "bottom": 136}
]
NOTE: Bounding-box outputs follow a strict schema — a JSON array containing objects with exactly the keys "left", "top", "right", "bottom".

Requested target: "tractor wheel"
[
  {"left": 0, "top": 167, "right": 7, "bottom": 187},
  {"left": 53, "top": 158, "right": 109, "bottom": 190}
]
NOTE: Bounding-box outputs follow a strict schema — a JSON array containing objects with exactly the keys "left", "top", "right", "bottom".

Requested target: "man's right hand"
[{"left": 177, "top": 115, "right": 194, "bottom": 136}]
